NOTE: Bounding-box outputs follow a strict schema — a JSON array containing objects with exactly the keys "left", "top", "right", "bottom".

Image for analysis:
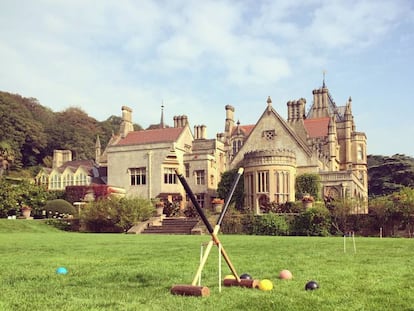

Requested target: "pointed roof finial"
[
  {"left": 322, "top": 69, "right": 327, "bottom": 88},
  {"left": 160, "top": 101, "right": 165, "bottom": 129}
]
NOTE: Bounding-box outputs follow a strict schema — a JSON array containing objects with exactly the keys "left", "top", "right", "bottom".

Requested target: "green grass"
[{"left": 0, "top": 220, "right": 413, "bottom": 311}]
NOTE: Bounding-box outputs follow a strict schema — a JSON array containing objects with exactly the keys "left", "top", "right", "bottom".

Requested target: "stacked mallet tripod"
[{"left": 170, "top": 167, "right": 259, "bottom": 297}]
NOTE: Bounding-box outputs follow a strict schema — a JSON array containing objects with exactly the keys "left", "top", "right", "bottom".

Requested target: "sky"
[{"left": 1, "top": 0, "right": 414, "bottom": 157}]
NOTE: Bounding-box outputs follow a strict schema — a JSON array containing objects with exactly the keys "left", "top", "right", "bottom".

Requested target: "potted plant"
[
  {"left": 212, "top": 198, "right": 224, "bottom": 213},
  {"left": 21, "top": 205, "right": 32, "bottom": 219},
  {"left": 155, "top": 201, "right": 164, "bottom": 216},
  {"left": 301, "top": 194, "right": 314, "bottom": 208}
]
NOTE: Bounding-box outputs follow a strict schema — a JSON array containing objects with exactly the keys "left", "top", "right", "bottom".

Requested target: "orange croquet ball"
[
  {"left": 258, "top": 279, "right": 273, "bottom": 291},
  {"left": 279, "top": 269, "right": 293, "bottom": 280}
]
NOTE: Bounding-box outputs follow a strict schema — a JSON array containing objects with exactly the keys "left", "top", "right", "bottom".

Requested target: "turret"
[{"left": 328, "top": 117, "right": 337, "bottom": 170}]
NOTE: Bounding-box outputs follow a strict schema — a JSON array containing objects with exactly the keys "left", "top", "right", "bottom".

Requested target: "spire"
[
  {"left": 322, "top": 70, "right": 327, "bottom": 88},
  {"left": 160, "top": 102, "right": 165, "bottom": 129},
  {"left": 267, "top": 96, "right": 272, "bottom": 112}
]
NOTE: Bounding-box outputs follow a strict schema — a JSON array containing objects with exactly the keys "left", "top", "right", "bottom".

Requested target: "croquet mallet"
[{"left": 170, "top": 167, "right": 259, "bottom": 297}]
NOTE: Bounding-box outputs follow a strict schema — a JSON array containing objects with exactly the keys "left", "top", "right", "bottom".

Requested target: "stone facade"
[
  {"left": 35, "top": 150, "right": 106, "bottom": 190},
  {"left": 36, "top": 81, "right": 368, "bottom": 214},
  {"left": 104, "top": 107, "right": 226, "bottom": 209},
  {"left": 220, "top": 83, "right": 368, "bottom": 214}
]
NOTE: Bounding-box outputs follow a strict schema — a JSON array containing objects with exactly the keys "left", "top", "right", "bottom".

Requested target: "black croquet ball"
[
  {"left": 305, "top": 280, "right": 319, "bottom": 290},
  {"left": 240, "top": 273, "right": 252, "bottom": 280}
]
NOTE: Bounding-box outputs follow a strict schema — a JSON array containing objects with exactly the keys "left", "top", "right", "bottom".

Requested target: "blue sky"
[{"left": 1, "top": 0, "right": 413, "bottom": 156}]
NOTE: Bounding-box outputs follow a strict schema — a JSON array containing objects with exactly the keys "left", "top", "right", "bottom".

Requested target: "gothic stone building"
[
  {"left": 37, "top": 81, "right": 368, "bottom": 214},
  {"left": 104, "top": 107, "right": 226, "bottom": 209},
  {"left": 220, "top": 83, "right": 368, "bottom": 214}
]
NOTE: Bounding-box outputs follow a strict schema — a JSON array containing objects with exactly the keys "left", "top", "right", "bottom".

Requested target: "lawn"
[{"left": 0, "top": 220, "right": 413, "bottom": 311}]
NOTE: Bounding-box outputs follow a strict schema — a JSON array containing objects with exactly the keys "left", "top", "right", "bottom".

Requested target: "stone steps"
[{"left": 142, "top": 217, "right": 199, "bottom": 234}]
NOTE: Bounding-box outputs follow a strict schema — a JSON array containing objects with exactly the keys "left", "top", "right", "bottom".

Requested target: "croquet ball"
[
  {"left": 258, "top": 279, "right": 273, "bottom": 291},
  {"left": 56, "top": 267, "right": 68, "bottom": 275},
  {"left": 305, "top": 280, "right": 319, "bottom": 290},
  {"left": 224, "top": 274, "right": 236, "bottom": 280},
  {"left": 279, "top": 269, "right": 293, "bottom": 280},
  {"left": 240, "top": 273, "right": 252, "bottom": 280}
]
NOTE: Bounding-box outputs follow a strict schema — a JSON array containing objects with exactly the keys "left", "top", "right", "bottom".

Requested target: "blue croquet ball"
[
  {"left": 56, "top": 267, "right": 68, "bottom": 275},
  {"left": 305, "top": 280, "right": 319, "bottom": 290},
  {"left": 240, "top": 273, "right": 252, "bottom": 280}
]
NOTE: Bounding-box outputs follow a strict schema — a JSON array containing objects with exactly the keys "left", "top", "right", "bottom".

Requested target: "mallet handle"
[
  {"left": 175, "top": 169, "right": 242, "bottom": 283},
  {"left": 175, "top": 169, "right": 214, "bottom": 233},
  {"left": 217, "top": 167, "right": 244, "bottom": 226}
]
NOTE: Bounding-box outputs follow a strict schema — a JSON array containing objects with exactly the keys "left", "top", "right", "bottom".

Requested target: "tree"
[
  {"left": 368, "top": 154, "right": 414, "bottom": 197},
  {"left": 217, "top": 168, "right": 244, "bottom": 210},
  {"left": 0, "top": 179, "right": 52, "bottom": 217},
  {"left": 295, "top": 173, "right": 321, "bottom": 200},
  {"left": 1, "top": 91, "right": 145, "bottom": 174},
  {"left": 328, "top": 198, "right": 356, "bottom": 234},
  {"left": 390, "top": 187, "right": 414, "bottom": 236},
  {"left": 0, "top": 141, "right": 15, "bottom": 177}
]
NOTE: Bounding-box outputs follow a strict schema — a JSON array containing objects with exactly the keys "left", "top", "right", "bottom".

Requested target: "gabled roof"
[
  {"left": 60, "top": 160, "right": 95, "bottom": 170},
  {"left": 231, "top": 124, "right": 255, "bottom": 137},
  {"left": 304, "top": 117, "right": 330, "bottom": 138},
  {"left": 116, "top": 127, "right": 185, "bottom": 146}
]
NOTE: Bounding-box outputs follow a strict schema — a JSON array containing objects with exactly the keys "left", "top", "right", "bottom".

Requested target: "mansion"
[{"left": 36, "top": 81, "right": 368, "bottom": 213}]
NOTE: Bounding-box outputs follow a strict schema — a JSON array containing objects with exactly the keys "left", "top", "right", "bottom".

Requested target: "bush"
[
  {"left": 80, "top": 197, "right": 154, "bottom": 233},
  {"left": 44, "top": 219, "right": 79, "bottom": 231},
  {"left": 163, "top": 201, "right": 181, "bottom": 217},
  {"left": 44, "top": 199, "right": 76, "bottom": 218},
  {"left": 292, "top": 205, "right": 331, "bottom": 236},
  {"left": 251, "top": 214, "right": 290, "bottom": 236},
  {"left": 221, "top": 208, "right": 253, "bottom": 234}
]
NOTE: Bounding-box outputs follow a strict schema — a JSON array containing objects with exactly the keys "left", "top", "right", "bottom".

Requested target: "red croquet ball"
[{"left": 279, "top": 269, "right": 293, "bottom": 280}]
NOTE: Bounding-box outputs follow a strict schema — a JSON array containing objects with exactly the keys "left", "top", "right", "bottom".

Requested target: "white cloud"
[
  {"left": 305, "top": 0, "right": 408, "bottom": 49},
  {"left": 1, "top": 0, "right": 414, "bottom": 155}
]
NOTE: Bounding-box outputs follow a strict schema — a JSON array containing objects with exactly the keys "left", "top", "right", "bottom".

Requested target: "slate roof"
[
  {"left": 303, "top": 117, "right": 330, "bottom": 138},
  {"left": 116, "top": 127, "right": 185, "bottom": 146}
]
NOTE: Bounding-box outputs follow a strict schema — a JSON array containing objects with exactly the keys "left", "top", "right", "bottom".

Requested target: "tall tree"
[{"left": 368, "top": 154, "right": 414, "bottom": 197}]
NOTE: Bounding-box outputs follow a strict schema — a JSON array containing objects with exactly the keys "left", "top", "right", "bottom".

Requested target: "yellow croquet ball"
[{"left": 258, "top": 279, "right": 273, "bottom": 291}]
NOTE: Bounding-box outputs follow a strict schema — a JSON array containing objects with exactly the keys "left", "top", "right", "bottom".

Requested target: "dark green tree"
[
  {"left": 295, "top": 173, "right": 321, "bottom": 200},
  {"left": 217, "top": 168, "right": 244, "bottom": 210},
  {"left": 368, "top": 154, "right": 414, "bottom": 197}
]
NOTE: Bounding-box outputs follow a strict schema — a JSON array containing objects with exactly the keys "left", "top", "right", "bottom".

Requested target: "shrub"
[
  {"left": 44, "top": 199, "right": 76, "bottom": 218},
  {"left": 80, "top": 197, "right": 154, "bottom": 233},
  {"left": 251, "top": 214, "right": 290, "bottom": 236},
  {"left": 292, "top": 204, "right": 331, "bottom": 236},
  {"left": 220, "top": 208, "right": 253, "bottom": 234},
  {"left": 163, "top": 201, "right": 181, "bottom": 217},
  {"left": 44, "top": 219, "right": 79, "bottom": 231}
]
